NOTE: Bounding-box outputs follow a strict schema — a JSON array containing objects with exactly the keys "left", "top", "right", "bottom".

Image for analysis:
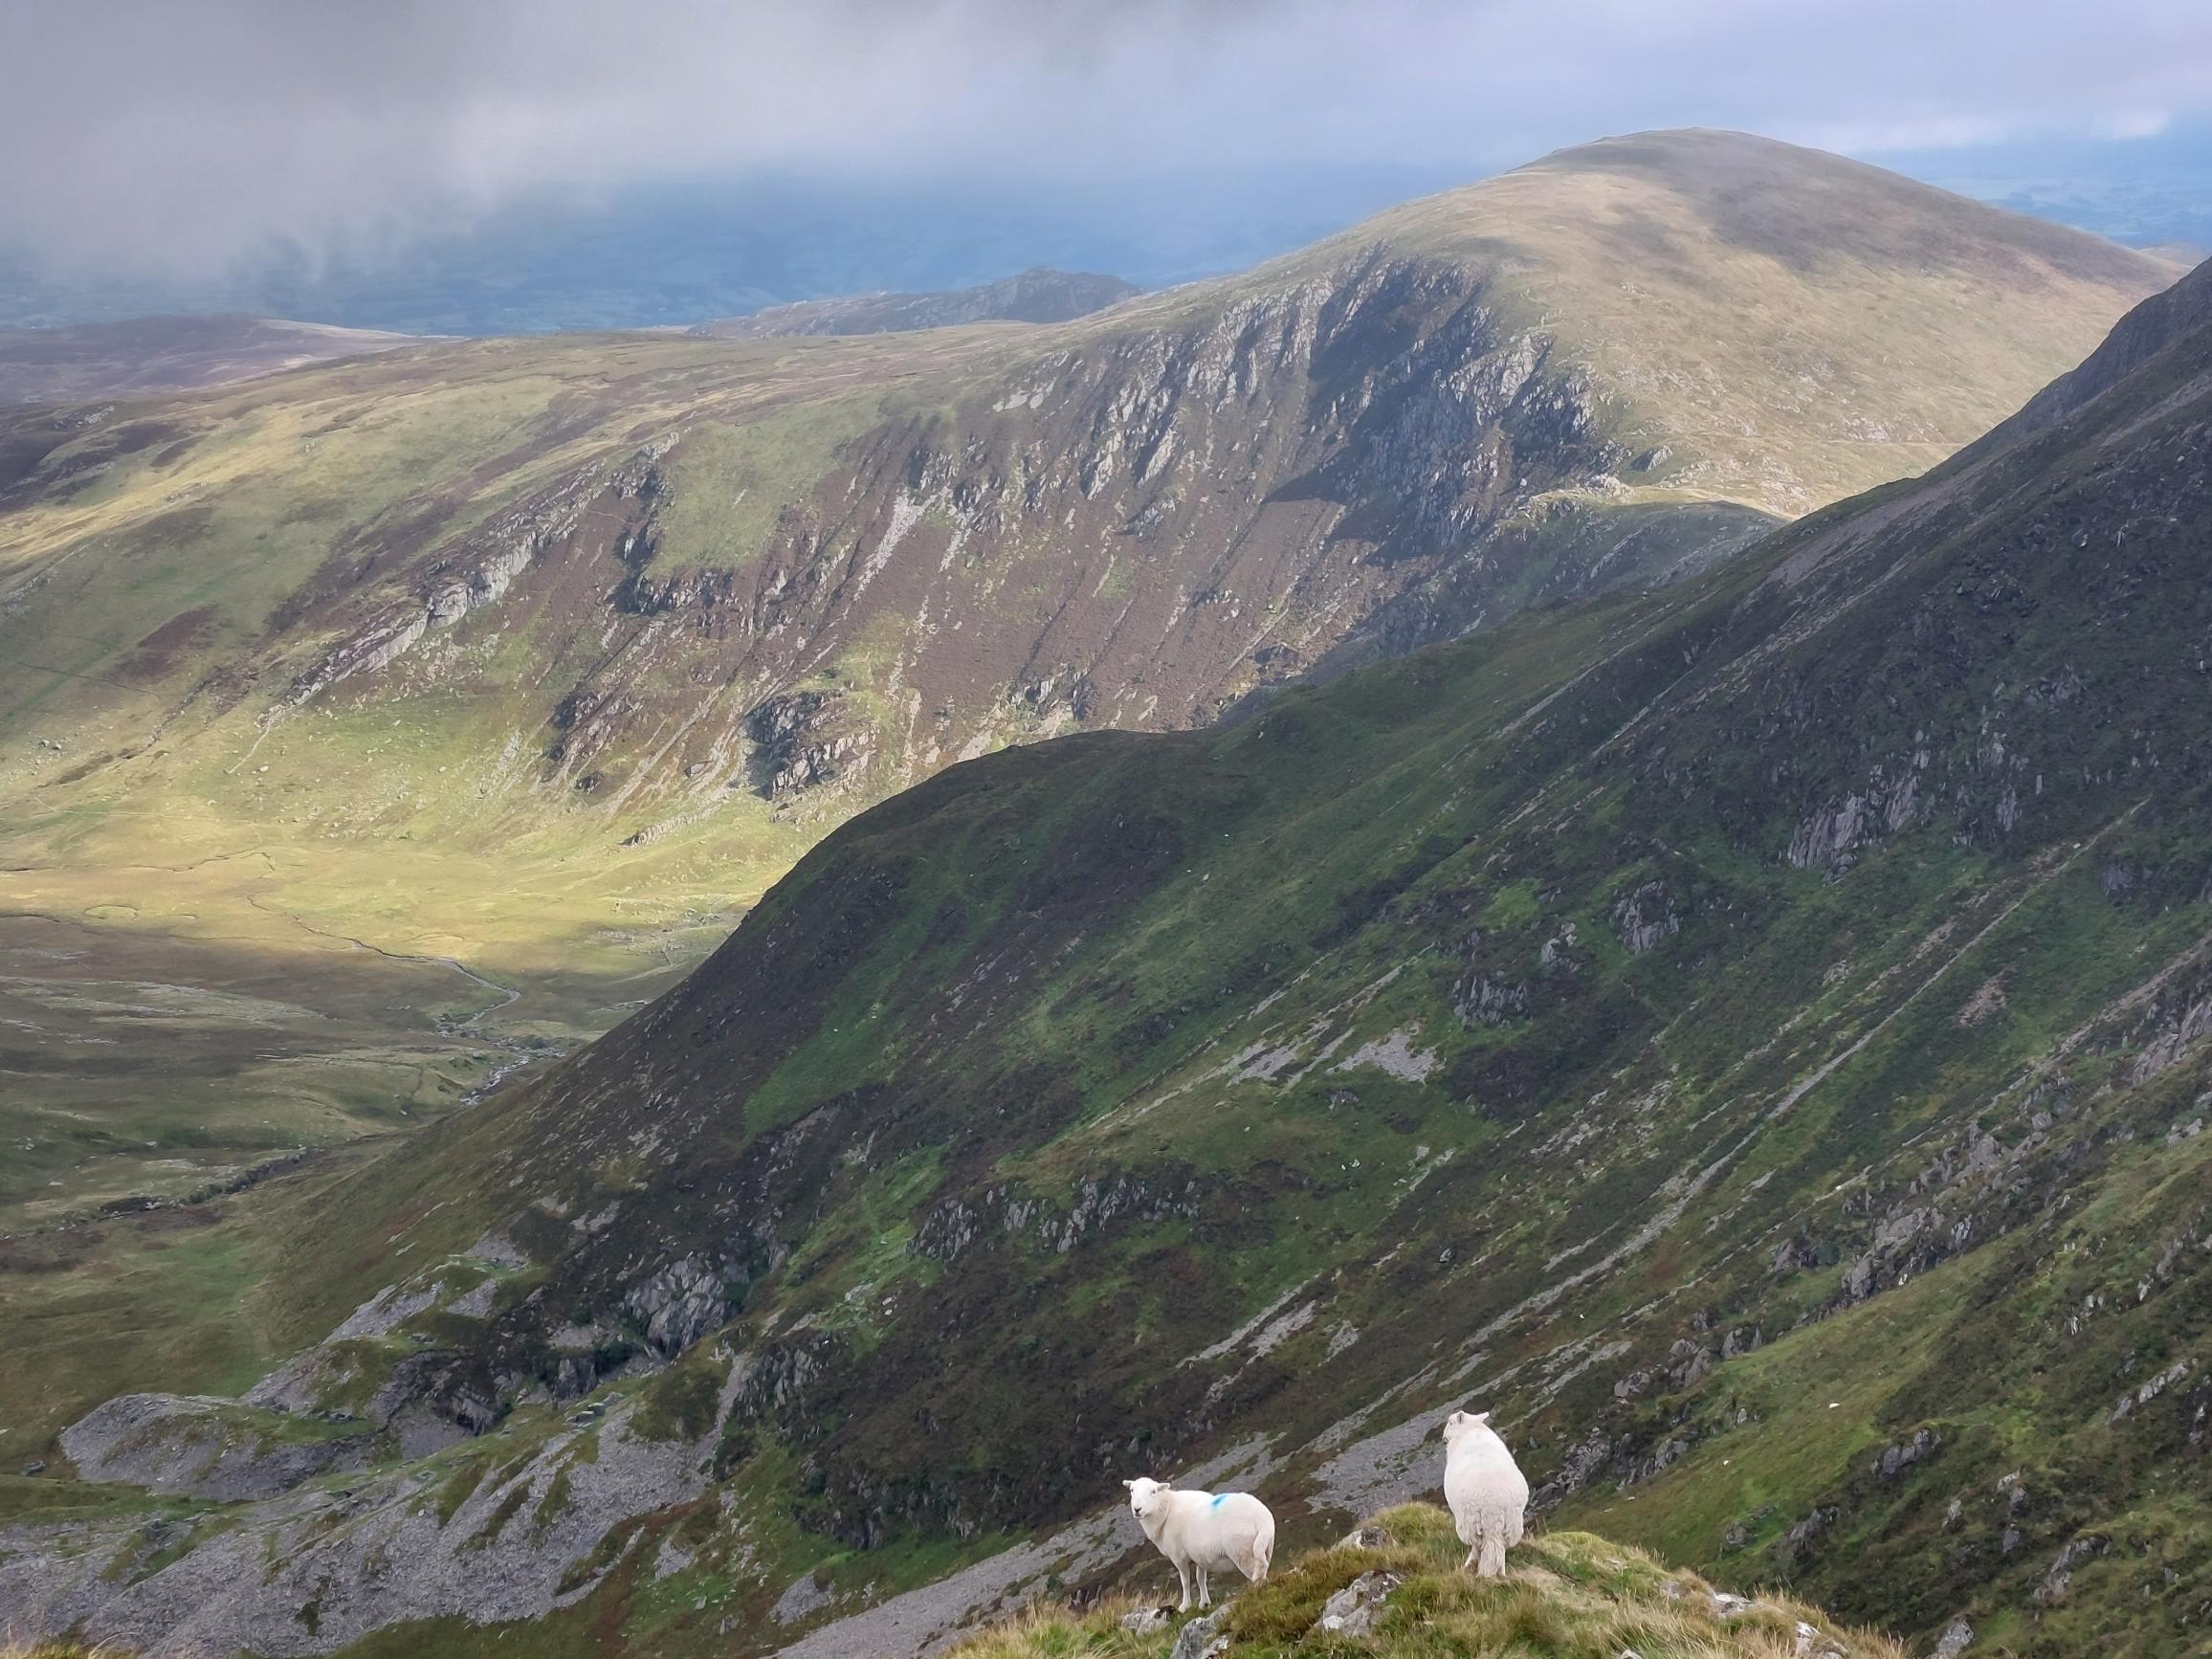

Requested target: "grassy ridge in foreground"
[{"left": 953, "top": 1506, "right": 1901, "bottom": 1658}]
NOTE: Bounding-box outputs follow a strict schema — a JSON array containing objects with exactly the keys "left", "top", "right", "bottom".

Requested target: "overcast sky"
[{"left": 7, "top": 0, "right": 2212, "bottom": 273}]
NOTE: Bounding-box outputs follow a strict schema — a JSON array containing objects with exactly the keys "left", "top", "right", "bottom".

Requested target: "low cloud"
[{"left": 8, "top": 0, "right": 2211, "bottom": 271}]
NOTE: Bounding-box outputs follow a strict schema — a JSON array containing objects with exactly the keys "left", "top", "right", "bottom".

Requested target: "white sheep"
[
  {"left": 1123, "top": 1475, "right": 1275, "bottom": 1610},
  {"left": 1443, "top": 1408, "right": 1529, "bottom": 1576}
]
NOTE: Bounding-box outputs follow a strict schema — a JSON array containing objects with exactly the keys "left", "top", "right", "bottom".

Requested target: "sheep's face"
[
  {"left": 1123, "top": 1476, "right": 1168, "bottom": 1522},
  {"left": 1444, "top": 1409, "right": 1493, "bottom": 1445}
]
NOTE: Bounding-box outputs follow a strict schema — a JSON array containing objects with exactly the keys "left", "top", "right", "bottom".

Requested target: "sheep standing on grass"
[
  {"left": 1123, "top": 1476, "right": 1275, "bottom": 1611},
  {"left": 1443, "top": 1408, "right": 1529, "bottom": 1576}
]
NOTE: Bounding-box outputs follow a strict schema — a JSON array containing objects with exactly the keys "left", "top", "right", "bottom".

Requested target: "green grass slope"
[{"left": 8, "top": 255, "right": 2206, "bottom": 1658}]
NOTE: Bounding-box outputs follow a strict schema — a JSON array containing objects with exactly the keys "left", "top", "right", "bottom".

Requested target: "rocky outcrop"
[
  {"left": 1453, "top": 929, "right": 1530, "bottom": 1026},
  {"left": 1168, "top": 1604, "right": 1231, "bottom": 1659},
  {"left": 1610, "top": 880, "right": 1680, "bottom": 954},
  {"left": 10, "top": 1386, "right": 732, "bottom": 1658},
  {"left": 912, "top": 1174, "right": 1204, "bottom": 1262},
  {"left": 1315, "top": 1568, "right": 1404, "bottom": 1635},
  {"left": 2033, "top": 1533, "right": 2109, "bottom": 1604},
  {"left": 1455, "top": 972, "right": 1528, "bottom": 1026},
  {"left": 626, "top": 1254, "right": 731, "bottom": 1357},
  {"left": 2131, "top": 991, "right": 2212, "bottom": 1082},
  {"left": 1869, "top": 1427, "right": 1940, "bottom": 1482},
  {"left": 743, "top": 690, "right": 871, "bottom": 801},
  {"left": 59, "top": 1395, "right": 382, "bottom": 1502},
  {"left": 288, "top": 442, "right": 669, "bottom": 707}
]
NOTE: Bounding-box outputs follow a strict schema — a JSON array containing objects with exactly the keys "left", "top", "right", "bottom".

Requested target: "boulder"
[
  {"left": 1169, "top": 1604, "right": 1231, "bottom": 1659},
  {"left": 1315, "top": 1569, "right": 1404, "bottom": 1636}
]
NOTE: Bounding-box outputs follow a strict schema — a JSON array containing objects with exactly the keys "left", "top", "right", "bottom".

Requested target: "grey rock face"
[
  {"left": 1453, "top": 931, "right": 1530, "bottom": 1029},
  {"left": 2034, "top": 1533, "right": 2108, "bottom": 1604},
  {"left": 8, "top": 1386, "right": 727, "bottom": 1658},
  {"left": 772, "top": 1573, "right": 838, "bottom": 1625},
  {"left": 59, "top": 1394, "right": 380, "bottom": 1502},
  {"left": 912, "top": 1174, "right": 1203, "bottom": 1262},
  {"left": 743, "top": 690, "right": 871, "bottom": 801},
  {"left": 1779, "top": 1505, "right": 1840, "bottom": 1562},
  {"left": 626, "top": 1254, "right": 729, "bottom": 1357},
  {"left": 1168, "top": 1604, "right": 1231, "bottom": 1659},
  {"left": 1315, "top": 1568, "right": 1404, "bottom": 1635},
  {"left": 2132, "top": 993, "right": 2212, "bottom": 1081},
  {"left": 1118, "top": 1604, "right": 1176, "bottom": 1633},
  {"left": 1869, "top": 1427, "right": 1940, "bottom": 1481},
  {"left": 291, "top": 445, "right": 667, "bottom": 707},
  {"left": 1787, "top": 792, "right": 1871, "bottom": 870},
  {"left": 1610, "top": 881, "right": 1680, "bottom": 955}
]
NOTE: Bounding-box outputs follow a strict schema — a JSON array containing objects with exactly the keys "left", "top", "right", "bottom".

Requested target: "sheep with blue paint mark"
[{"left": 1122, "top": 1475, "right": 1275, "bottom": 1610}]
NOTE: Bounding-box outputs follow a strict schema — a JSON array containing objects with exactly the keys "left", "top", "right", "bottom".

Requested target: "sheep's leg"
[
  {"left": 1175, "top": 1559, "right": 1192, "bottom": 1613},
  {"left": 1197, "top": 1564, "right": 1210, "bottom": 1607},
  {"left": 1462, "top": 1541, "right": 1480, "bottom": 1573}
]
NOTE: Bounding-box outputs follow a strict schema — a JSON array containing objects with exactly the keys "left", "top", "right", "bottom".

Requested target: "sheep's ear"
[
  {"left": 1471, "top": 1411, "right": 1491, "bottom": 1425},
  {"left": 1122, "top": 1478, "right": 1138, "bottom": 1490}
]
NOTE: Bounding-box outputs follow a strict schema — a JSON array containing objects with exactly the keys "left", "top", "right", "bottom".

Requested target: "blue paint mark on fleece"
[{"left": 1211, "top": 1493, "right": 1227, "bottom": 1507}]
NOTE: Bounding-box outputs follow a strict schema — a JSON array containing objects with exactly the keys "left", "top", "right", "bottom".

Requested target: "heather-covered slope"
[
  {"left": 9, "top": 251, "right": 2209, "bottom": 1659},
  {"left": 0, "top": 132, "right": 2171, "bottom": 1227}
]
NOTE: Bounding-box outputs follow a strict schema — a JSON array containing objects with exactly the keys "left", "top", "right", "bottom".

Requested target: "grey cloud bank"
[{"left": 5, "top": 0, "right": 2210, "bottom": 275}]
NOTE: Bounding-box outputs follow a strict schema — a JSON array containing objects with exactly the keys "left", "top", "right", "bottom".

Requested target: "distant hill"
[
  {"left": 0, "top": 313, "right": 415, "bottom": 405},
  {"left": 689, "top": 266, "right": 1141, "bottom": 337},
  {"left": 2138, "top": 240, "right": 2209, "bottom": 274}
]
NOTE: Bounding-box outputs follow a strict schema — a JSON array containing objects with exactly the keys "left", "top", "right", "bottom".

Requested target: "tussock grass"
[
  {"left": 947, "top": 1594, "right": 1167, "bottom": 1659},
  {"left": 948, "top": 1505, "right": 1905, "bottom": 1658}
]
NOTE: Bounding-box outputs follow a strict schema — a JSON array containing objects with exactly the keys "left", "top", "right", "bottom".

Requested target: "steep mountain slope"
[
  {"left": 11, "top": 246, "right": 2211, "bottom": 1658},
  {"left": 0, "top": 315, "right": 415, "bottom": 405},
  {"left": 0, "top": 134, "right": 2171, "bottom": 1222},
  {"left": 688, "top": 268, "right": 1141, "bottom": 336}
]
